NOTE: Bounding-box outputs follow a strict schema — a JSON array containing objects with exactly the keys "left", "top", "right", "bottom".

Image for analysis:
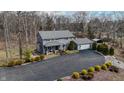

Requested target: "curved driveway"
[{"left": 0, "top": 50, "right": 105, "bottom": 81}]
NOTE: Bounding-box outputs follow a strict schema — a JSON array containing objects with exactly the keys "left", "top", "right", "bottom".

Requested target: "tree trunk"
[
  {"left": 19, "top": 32, "right": 22, "bottom": 59},
  {"left": 3, "top": 14, "right": 9, "bottom": 63}
]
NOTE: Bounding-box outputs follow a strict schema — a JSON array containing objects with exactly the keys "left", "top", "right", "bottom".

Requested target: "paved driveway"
[{"left": 0, "top": 50, "right": 105, "bottom": 81}]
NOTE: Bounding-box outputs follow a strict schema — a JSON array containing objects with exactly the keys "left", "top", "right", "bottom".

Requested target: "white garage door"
[{"left": 78, "top": 44, "right": 91, "bottom": 50}]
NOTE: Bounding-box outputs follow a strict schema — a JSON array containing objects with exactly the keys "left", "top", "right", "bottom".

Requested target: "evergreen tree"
[
  {"left": 92, "top": 43, "right": 97, "bottom": 50},
  {"left": 97, "top": 44, "right": 109, "bottom": 55},
  {"left": 68, "top": 41, "right": 77, "bottom": 50},
  {"left": 109, "top": 47, "right": 114, "bottom": 55},
  {"left": 97, "top": 45, "right": 101, "bottom": 52}
]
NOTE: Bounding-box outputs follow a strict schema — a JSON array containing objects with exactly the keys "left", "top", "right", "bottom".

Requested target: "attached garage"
[
  {"left": 74, "top": 38, "right": 93, "bottom": 50},
  {"left": 78, "top": 44, "right": 91, "bottom": 50}
]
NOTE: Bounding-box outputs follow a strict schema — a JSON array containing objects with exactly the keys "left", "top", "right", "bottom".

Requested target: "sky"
[
  {"left": 46, "top": 11, "right": 116, "bottom": 17},
  {"left": 46, "top": 11, "right": 124, "bottom": 20}
]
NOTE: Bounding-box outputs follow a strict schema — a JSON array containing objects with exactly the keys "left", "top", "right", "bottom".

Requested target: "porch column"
[{"left": 46, "top": 47, "right": 48, "bottom": 55}]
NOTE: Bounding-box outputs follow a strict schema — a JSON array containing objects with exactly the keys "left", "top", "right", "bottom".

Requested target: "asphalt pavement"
[{"left": 0, "top": 50, "right": 105, "bottom": 81}]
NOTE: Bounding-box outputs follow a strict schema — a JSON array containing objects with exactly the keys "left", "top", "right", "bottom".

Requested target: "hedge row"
[
  {"left": 71, "top": 61, "right": 119, "bottom": 81},
  {"left": 92, "top": 43, "right": 114, "bottom": 55}
]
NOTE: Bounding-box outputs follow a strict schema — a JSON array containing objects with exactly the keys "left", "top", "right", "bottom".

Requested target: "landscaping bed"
[
  {"left": 58, "top": 62, "right": 124, "bottom": 81},
  {"left": 61, "top": 69, "right": 124, "bottom": 81},
  {"left": 64, "top": 50, "right": 79, "bottom": 55}
]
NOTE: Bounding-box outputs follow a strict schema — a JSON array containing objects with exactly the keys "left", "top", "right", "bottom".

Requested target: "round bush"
[
  {"left": 31, "top": 57, "right": 35, "bottom": 62},
  {"left": 88, "top": 67, "right": 95, "bottom": 72},
  {"left": 24, "top": 58, "right": 31, "bottom": 63},
  {"left": 34, "top": 56, "right": 41, "bottom": 61},
  {"left": 7, "top": 59, "right": 24, "bottom": 67},
  {"left": 15, "top": 59, "right": 23, "bottom": 65},
  {"left": 105, "top": 61, "right": 112, "bottom": 68},
  {"left": 82, "top": 72, "right": 94, "bottom": 80},
  {"left": 101, "top": 64, "right": 108, "bottom": 70},
  {"left": 87, "top": 72, "right": 94, "bottom": 80},
  {"left": 40, "top": 54, "right": 45, "bottom": 60},
  {"left": 95, "top": 65, "right": 101, "bottom": 71},
  {"left": 82, "top": 75, "right": 88, "bottom": 80},
  {"left": 72, "top": 72, "right": 80, "bottom": 79},
  {"left": 7, "top": 60, "right": 15, "bottom": 67},
  {"left": 81, "top": 69, "right": 88, "bottom": 75}
]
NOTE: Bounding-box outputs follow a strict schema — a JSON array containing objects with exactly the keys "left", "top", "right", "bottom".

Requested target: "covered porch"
[
  {"left": 44, "top": 40, "right": 64, "bottom": 54},
  {"left": 45, "top": 45, "right": 60, "bottom": 54}
]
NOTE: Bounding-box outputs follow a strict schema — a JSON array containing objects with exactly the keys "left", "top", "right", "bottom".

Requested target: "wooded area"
[{"left": 0, "top": 11, "right": 124, "bottom": 63}]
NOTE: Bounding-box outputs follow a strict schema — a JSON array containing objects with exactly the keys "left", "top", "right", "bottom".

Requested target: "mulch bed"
[{"left": 61, "top": 69, "right": 124, "bottom": 81}]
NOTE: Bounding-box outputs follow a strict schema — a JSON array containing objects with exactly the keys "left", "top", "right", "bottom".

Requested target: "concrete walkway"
[{"left": 105, "top": 56, "right": 124, "bottom": 69}]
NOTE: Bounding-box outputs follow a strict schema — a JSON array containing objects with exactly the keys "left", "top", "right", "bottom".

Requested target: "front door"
[{"left": 55, "top": 46, "right": 59, "bottom": 50}]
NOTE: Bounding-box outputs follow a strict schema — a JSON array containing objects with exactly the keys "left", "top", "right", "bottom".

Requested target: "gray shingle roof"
[
  {"left": 38, "top": 30, "right": 75, "bottom": 40},
  {"left": 59, "top": 39, "right": 72, "bottom": 45},
  {"left": 74, "top": 38, "right": 93, "bottom": 45},
  {"left": 43, "top": 40, "right": 63, "bottom": 47}
]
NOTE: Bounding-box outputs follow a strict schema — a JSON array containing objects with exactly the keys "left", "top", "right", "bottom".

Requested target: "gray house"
[{"left": 37, "top": 30, "right": 93, "bottom": 54}]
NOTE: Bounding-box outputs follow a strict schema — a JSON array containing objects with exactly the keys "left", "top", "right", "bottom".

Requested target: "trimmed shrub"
[
  {"left": 1, "top": 64, "right": 7, "bottom": 67},
  {"left": 59, "top": 50, "right": 67, "bottom": 55},
  {"left": 7, "top": 59, "right": 24, "bottom": 67},
  {"left": 72, "top": 72, "right": 80, "bottom": 79},
  {"left": 40, "top": 54, "right": 45, "bottom": 60},
  {"left": 82, "top": 75, "right": 88, "bottom": 80},
  {"left": 105, "top": 62, "right": 112, "bottom": 68},
  {"left": 34, "top": 56, "right": 41, "bottom": 61},
  {"left": 92, "top": 43, "right": 97, "bottom": 50},
  {"left": 82, "top": 72, "right": 94, "bottom": 80},
  {"left": 101, "top": 64, "right": 108, "bottom": 70},
  {"left": 15, "top": 59, "right": 23, "bottom": 65},
  {"left": 88, "top": 67, "right": 95, "bottom": 72},
  {"left": 109, "top": 47, "right": 114, "bottom": 55},
  {"left": 95, "top": 65, "right": 101, "bottom": 71},
  {"left": 7, "top": 61, "right": 15, "bottom": 67},
  {"left": 87, "top": 72, "right": 94, "bottom": 80},
  {"left": 31, "top": 57, "right": 35, "bottom": 62},
  {"left": 103, "top": 46, "right": 109, "bottom": 55},
  {"left": 81, "top": 69, "right": 88, "bottom": 75}
]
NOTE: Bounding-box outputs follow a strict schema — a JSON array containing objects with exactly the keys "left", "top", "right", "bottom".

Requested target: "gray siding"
[{"left": 37, "top": 33, "right": 45, "bottom": 54}]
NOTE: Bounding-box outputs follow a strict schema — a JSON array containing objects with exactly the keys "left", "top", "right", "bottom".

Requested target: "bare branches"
[{"left": 0, "top": 11, "right": 124, "bottom": 62}]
